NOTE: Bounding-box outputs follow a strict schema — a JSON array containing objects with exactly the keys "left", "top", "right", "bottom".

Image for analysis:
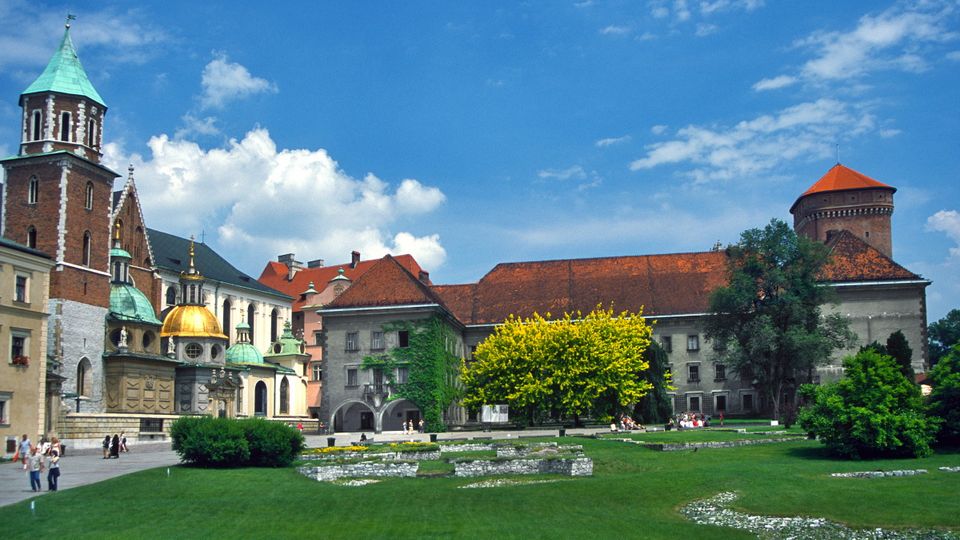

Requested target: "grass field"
[{"left": 2, "top": 437, "right": 958, "bottom": 539}]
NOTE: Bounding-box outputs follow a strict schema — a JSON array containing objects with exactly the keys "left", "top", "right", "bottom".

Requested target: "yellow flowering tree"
[{"left": 461, "top": 306, "right": 655, "bottom": 425}]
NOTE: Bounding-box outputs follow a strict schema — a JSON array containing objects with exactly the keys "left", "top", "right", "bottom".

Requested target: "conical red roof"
[{"left": 800, "top": 164, "right": 894, "bottom": 197}]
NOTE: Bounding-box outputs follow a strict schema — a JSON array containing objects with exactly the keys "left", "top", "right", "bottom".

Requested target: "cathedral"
[{"left": 1, "top": 23, "right": 309, "bottom": 448}]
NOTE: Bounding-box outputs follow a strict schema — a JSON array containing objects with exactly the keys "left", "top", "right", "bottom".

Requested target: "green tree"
[
  {"left": 885, "top": 330, "right": 914, "bottom": 380},
  {"left": 461, "top": 306, "right": 654, "bottom": 425},
  {"left": 798, "top": 349, "right": 939, "bottom": 459},
  {"left": 633, "top": 340, "right": 673, "bottom": 424},
  {"left": 928, "top": 309, "right": 960, "bottom": 366},
  {"left": 927, "top": 344, "right": 960, "bottom": 446},
  {"left": 706, "top": 219, "right": 854, "bottom": 424}
]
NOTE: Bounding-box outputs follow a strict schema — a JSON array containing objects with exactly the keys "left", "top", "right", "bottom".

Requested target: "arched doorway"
[
  {"left": 379, "top": 399, "right": 422, "bottom": 432},
  {"left": 254, "top": 381, "right": 268, "bottom": 416},
  {"left": 331, "top": 401, "right": 376, "bottom": 433}
]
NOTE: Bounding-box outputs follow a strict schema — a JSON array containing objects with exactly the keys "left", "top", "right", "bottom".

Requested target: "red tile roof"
[
  {"left": 325, "top": 255, "right": 446, "bottom": 309},
  {"left": 258, "top": 254, "right": 426, "bottom": 311},
  {"left": 792, "top": 164, "right": 895, "bottom": 212},
  {"left": 819, "top": 230, "right": 919, "bottom": 283}
]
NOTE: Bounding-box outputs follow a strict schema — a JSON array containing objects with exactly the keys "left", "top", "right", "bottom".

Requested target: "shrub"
[
  {"left": 170, "top": 417, "right": 305, "bottom": 467},
  {"left": 927, "top": 344, "right": 960, "bottom": 446},
  {"left": 171, "top": 416, "right": 250, "bottom": 467},
  {"left": 240, "top": 418, "right": 305, "bottom": 467},
  {"left": 798, "top": 350, "right": 939, "bottom": 459}
]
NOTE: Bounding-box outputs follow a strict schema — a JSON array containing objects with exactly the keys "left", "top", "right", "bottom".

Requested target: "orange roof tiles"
[
  {"left": 258, "top": 254, "right": 426, "bottom": 311},
  {"left": 325, "top": 255, "right": 446, "bottom": 309},
  {"left": 800, "top": 164, "right": 895, "bottom": 198},
  {"left": 819, "top": 230, "right": 919, "bottom": 283}
]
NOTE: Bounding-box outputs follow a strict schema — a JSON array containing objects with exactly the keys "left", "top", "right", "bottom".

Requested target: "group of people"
[
  {"left": 13, "top": 434, "right": 61, "bottom": 492},
  {"left": 665, "top": 412, "right": 711, "bottom": 430},
  {"left": 101, "top": 433, "right": 128, "bottom": 459},
  {"left": 401, "top": 419, "right": 425, "bottom": 434},
  {"left": 609, "top": 415, "right": 645, "bottom": 432}
]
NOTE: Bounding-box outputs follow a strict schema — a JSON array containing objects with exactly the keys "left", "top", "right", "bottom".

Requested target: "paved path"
[{"left": 0, "top": 443, "right": 180, "bottom": 508}]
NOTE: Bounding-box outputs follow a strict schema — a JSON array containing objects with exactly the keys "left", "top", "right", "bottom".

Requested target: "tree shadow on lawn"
[{"left": 785, "top": 443, "right": 960, "bottom": 462}]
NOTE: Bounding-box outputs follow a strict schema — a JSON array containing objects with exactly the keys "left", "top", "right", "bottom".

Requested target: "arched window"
[
  {"left": 77, "top": 358, "right": 92, "bottom": 397},
  {"left": 82, "top": 232, "right": 91, "bottom": 266},
  {"left": 85, "top": 182, "right": 94, "bottom": 210},
  {"left": 165, "top": 285, "right": 177, "bottom": 306},
  {"left": 28, "top": 176, "right": 38, "bottom": 204},
  {"left": 31, "top": 110, "right": 42, "bottom": 141},
  {"left": 86, "top": 119, "right": 96, "bottom": 147},
  {"left": 26, "top": 227, "right": 37, "bottom": 249},
  {"left": 270, "top": 308, "right": 279, "bottom": 343},
  {"left": 248, "top": 304, "right": 256, "bottom": 345},
  {"left": 254, "top": 381, "right": 268, "bottom": 416},
  {"left": 223, "top": 299, "right": 232, "bottom": 342},
  {"left": 60, "top": 112, "right": 71, "bottom": 142},
  {"left": 279, "top": 377, "right": 289, "bottom": 415}
]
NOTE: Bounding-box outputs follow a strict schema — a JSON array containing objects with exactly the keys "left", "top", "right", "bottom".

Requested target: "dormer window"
[
  {"left": 31, "top": 110, "right": 42, "bottom": 141},
  {"left": 60, "top": 112, "right": 71, "bottom": 142},
  {"left": 28, "top": 176, "right": 38, "bottom": 204}
]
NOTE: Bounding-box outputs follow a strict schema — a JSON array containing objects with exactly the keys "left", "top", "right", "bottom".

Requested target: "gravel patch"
[{"left": 680, "top": 491, "right": 957, "bottom": 539}]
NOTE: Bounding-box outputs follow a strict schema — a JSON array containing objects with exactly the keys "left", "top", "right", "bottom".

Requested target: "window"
[
  {"left": 85, "top": 182, "right": 94, "bottom": 210},
  {"left": 312, "top": 363, "right": 322, "bottom": 381},
  {"left": 165, "top": 286, "right": 177, "bottom": 306},
  {"left": 715, "top": 364, "right": 726, "bottom": 382},
  {"left": 142, "top": 331, "right": 154, "bottom": 350},
  {"left": 28, "top": 176, "right": 38, "bottom": 204},
  {"left": 11, "top": 333, "right": 28, "bottom": 361},
  {"left": 31, "top": 110, "right": 41, "bottom": 141},
  {"left": 279, "top": 378, "right": 289, "bottom": 415},
  {"left": 345, "top": 332, "right": 359, "bottom": 352},
  {"left": 687, "top": 364, "right": 700, "bottom": 383},
  {"left": 0, "top": 394, "right": 8, "bottom": 426},
  {"left": 687, "top": 335, "right": 700, "bottom": 351},
  {"left": 371, "top": 331, "right": 384, "bottom": 350},
  {"left": 397, "top": 366, "right": 409, "bottom": 384},
  {"left": 15, "top": 275, "right": 29, "bottom": 303},
  {"left": 715, "top": 394, "right": 727, "bottom": 412},
  {"left": 60, "top": 112, "right": 71, "bottom": 142},
  {"left": 313, "top": 332, "right": 322, "bottom": 347},
  {"left": 687, "top": 395, "right": 701, "bottom": 412},
  {"left": 346, "top": 368, "right": 358, "bottom": 387},
  {"left": 247, "top": 304, "right": 256, "bottom": 345},
  {"left": 77, "top": 358, "right": 91, "bottom": 397},
  {"left": 270, "top": 309, "right": 279, "bottom": 343},
  {"left": 82, "top": 232, "right": 91, "bottom": 267},
  {"left": 87, "top": 119, "right": 96, "bottom": 147},
  {"left": 398, "top": 330, "right": 410, "bottom": 348},
  {"left": 211, "top": 344, "right": 221, "bottom": 360},
  {"left": 26, "top": 227, "right": 37, "bottom": 249},
  {"left": 222, "top": 300, "right": 231, "bottom": 340},
  {"left": 742, "top": 394, "right": 754, "bottom": 411},
  {"left": 185, "top": 343, "right": 203, "bottom": 359},
  {"left": 661, "top": 335, "right": 672, "bottom": 353}
]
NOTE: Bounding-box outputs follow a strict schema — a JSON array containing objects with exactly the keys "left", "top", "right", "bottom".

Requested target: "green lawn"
[
  {"left": 2, "top": 438, "right": 958, "bottom": 539},
  {"left": 600, "top": 427, "right": 806, "bottom": 444}
]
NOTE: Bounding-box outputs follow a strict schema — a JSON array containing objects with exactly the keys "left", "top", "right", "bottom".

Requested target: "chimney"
[
  {"left": 418, "top": 270, "right": 431, "bottom": 284},
  {"left": 307, "top": 259, "right": 325, "bottom": 269},
  {"left": 278, "top": 253, "right": 303, "bottom": 281},
  {"left": 350, "top": 250, "right": 360, "bottom": 269}
]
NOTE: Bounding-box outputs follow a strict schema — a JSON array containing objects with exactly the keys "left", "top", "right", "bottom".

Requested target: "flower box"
[{"left": 12, "top": 355, "right": 29, "bottom": 366}]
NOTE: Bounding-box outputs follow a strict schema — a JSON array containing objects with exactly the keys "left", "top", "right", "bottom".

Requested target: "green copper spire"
[{"left": 22, "top": 22, "right": 106, "bottom": 107}]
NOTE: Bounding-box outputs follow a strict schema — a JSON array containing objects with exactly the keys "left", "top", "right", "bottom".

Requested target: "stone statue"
[
  {"left": 119, "top": 326, "right": 128, "bottom": 348},
  {"left": 167, "top": 338, "right": 175, "bottom": 356}
]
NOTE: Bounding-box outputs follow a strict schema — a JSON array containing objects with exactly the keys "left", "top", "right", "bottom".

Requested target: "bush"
[
  {"left": 171, "top": 416, "right": 250, "bottom": 467},
  {"left": 928, "top": 344, "right": 960, "bottom": 446},
  {"left": 798, "top": 350, "right": 939, "bottom": 459},
  {"left": 171, "top": 417, "right": 305, "bottom": 467}
]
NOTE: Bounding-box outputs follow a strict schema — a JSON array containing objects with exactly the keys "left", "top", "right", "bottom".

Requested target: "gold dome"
[{"left": 161, "top": 305, "right": 228, "bottom": 339}]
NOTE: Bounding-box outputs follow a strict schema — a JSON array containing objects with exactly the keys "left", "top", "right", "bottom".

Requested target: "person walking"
[
  {"left": 119, "top": 432, "right": 128, "bottom": 453},
  {"left": 102, "top": 435, "right": 110, "bottom": 459},
  {"left": 27, "top": 446, "right": 44, "bottom": 492},
  {"left": 110, "top": 434, "right": 120, "bottom": 458},
  {"left": 46, "top": 447, "right": 60, "bottom": 491},
  {"left": 17, "top": 434, "right": 32, "bottom": 470}
]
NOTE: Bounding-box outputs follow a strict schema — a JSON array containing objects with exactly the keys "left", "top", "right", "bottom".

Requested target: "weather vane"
[{"left": 66, "top": 13, "right": 77, "bottom": 28}]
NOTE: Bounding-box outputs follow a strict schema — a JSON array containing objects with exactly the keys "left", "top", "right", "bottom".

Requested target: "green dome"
[
  {"left": 226, "top": 342, "right": 264, "bottom": 364},
  {"left": 109, "top": 283, "right": 162, "bottom": 325},
  {"left": 265, "top": 321, "right": 306, "bottom": 358},
  {"left": 110, "top": 246, "right": 132, "bottom": 259}
]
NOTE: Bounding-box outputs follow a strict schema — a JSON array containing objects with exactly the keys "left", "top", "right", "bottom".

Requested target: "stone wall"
[
  {"left": 454, "top": 457, "right": 593, "bottom": 477},
  {"left": 299, "top": 461, "right": 418, "bottom": 481},
  {"left": 56, "top": 412, "right": 179, "bottom": 449}
]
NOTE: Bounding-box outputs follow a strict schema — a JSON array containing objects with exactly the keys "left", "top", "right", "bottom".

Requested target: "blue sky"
[{"left": 0, "top": 1, "right": 957, "bottom": 321}]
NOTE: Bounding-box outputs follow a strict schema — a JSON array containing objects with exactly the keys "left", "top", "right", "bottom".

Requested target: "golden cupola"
[{"left": 161, "top": 237, "right": 227, "bottom": 339}]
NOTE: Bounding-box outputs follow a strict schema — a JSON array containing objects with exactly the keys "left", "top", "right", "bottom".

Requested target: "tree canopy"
[
  {"left": 705, "top": 218, "right": 854, "bottom": 424},
  {"left": 461, "top": 306, "right": 655, "bottom": 425},
  {"left": 798, "top": 349, "right": 938, "bottom": 459},
  {"left": 929, "top": 309, "right": 960, "bottom": 367},
  {"left": 927, "top": 344, "right": 960, "bottom": 446}
]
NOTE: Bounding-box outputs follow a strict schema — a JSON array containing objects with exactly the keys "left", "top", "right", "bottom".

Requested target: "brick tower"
[
  {"left": 790, "top": 164, "right": 896, "bottom": 258},
  {"left": 1, "top": 21, "right": 120, "bottom": 412}
]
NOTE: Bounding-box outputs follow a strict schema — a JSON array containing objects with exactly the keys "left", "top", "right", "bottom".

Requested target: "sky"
[{"left": 0, "top": 0, "right": 957, "bottom": 322}]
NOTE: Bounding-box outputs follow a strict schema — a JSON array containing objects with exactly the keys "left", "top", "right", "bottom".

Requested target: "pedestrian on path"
[
  {"left": 102, "top": 435, "right": 110, "bottom": 459},
  {"left": 46, "top": 447, "right": 60, "bottom": 491},
  {"left": 110, "top": 434, "right": 120, "bottom": 459},
  {"left": 17, "top": 434, "right": 32, "bottom": 469},
  {"left": 27, "top": 446, "right": 43, "bottom": 492}
]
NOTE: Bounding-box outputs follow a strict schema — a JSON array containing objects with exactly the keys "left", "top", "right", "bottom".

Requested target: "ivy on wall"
[{"left": 361, "top": 316, "right": 462, "bottom": 432}]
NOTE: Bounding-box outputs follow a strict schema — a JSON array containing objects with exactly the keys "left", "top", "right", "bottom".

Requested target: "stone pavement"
[{"left": 0, "top": 442, "right": 180, "bottom": 508}]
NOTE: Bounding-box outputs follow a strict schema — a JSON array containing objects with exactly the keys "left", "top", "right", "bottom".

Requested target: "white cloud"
[
  {"left": 878, "top": 128, "right": 900, "bottom": 138},
  {"left": 927, "top": 210, "right": 960, "bottom": 258},
  {"left": 200, "top": 53, "right": 278, "bottom": 109},
  {"left": 103, "top": 128, "right": 448, "bottom": 271},
  {"left": 538, "top": 165, "right": 587, "bottom": 181},
  {"left": 595, "top": 135, "right": 631, "bottom": 147},
  {"left": 947, "top": 50, "right": 960, "bottom": 61},
  {"left": 600, "top": 25, "right": 631, "bottom": 36},
  {"left": 650, "top": 124, "right": 668, "bottom": 135},
  {"left": 752, "top": 75, "right": 797, "bottom": 91},
  {"left": 796, "top": 3, "right": 958, "bottom": 81},
  {"left": 174, "top": 114, "right": 220, "bottom": 139},
  {"left": 651, "top": 6, "right": 670, "bottom": 19},
  {"left": 630, "top": 98, "right": 876, "bottom": 182},
  {"left": 699, "top": 0, "right": 765, "bottom": 15},
  {"left": 695, "top": 23, "right": 718, "bottom": 37}
]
